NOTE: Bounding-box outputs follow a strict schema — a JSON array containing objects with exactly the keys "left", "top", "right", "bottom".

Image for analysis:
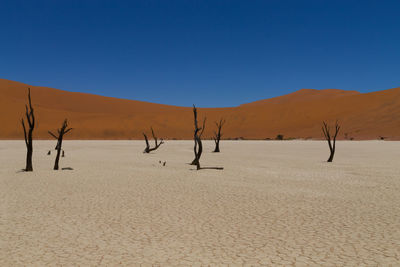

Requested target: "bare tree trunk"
[
  {"left": 192, "top": 105, "right": 206, "bottom": 170},
  {"left": 192, "top": 135, "right": 203, "bottom": 168},
  {"left": 143, "top": 133, "right": 151, "bottom": 153},
  {"left": 49, "top": 119, "right": 73, "bottom": 170},
  {"left": 192, "top": 130, "right": 199, "bottom": 166},
  {"left": 21, "top": 88, "right": 35, "bottom": 172},
  {"left": 213, "top": 141, "right": 220, "bottom": 153},
  {"left": 213, "top": 119, "right": 225, "bottom": 153},
  {"left": 26, "top": 144, "right": 33, "bottom": 171},
  {"left": 322, "top": 121, "right": 340, "bottom": 162},
  {"left": 191, "top": 138, "right": 203, "bottom": 165},
  {"left": 54, "top": 141, "right": 62, "bottom": 170}
]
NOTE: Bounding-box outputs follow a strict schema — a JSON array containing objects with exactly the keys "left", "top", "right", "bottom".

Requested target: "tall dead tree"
[
  {"left": 191, "top": 105, "right": 206, "bottom": 170},
  {"left": 322, "top": 121, "right": 340, "bottom": 162},
  {"left": 213, "top": 118, "right": 225, "bottom": 153},
  {"left": 143, "top": 127, "right": 164, "bottom": 153},
  {"left": 48, "top": 119, "right": 72, "bottom": 170},
  {"left": 21, "top": 88, "right": 35, "bottom": 172}
]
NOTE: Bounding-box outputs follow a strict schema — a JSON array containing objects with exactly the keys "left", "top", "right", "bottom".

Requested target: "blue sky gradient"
[{"left": 1, "top": 0, "right": 399, "bottom": 107}]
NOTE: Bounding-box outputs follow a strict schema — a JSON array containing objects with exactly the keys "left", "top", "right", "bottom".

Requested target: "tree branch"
[{"left": 48, "top": 131, "right": 58, "bottom": 139}]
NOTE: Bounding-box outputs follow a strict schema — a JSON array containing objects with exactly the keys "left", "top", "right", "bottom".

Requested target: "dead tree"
[
  {"left": 191, "top": 105, "right": 206, "bottom": 169},
  {"left": 213, "top": 118, "right": 225, "bottom": 152},
  {"left": 21, "top": 88, "right": 35, "bottom": 171},
  {"left": 322, "top": 121, "right": 340, "bottom": 162},
  {"left": 48, "top": 119, "right": 72, "bottom": 170},
  {"left": 143, "top": 127, "right": 164, "bottom": 153},
  {"left": 191, "top": 106, "right": 224, "bottom": 170}
]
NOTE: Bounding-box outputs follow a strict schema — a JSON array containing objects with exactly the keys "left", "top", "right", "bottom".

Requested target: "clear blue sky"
[{"left": 1, "top": 0, "right": 399, "bottom": 107}]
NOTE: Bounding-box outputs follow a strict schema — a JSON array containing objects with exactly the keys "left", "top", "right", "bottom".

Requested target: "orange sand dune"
[{"left": 1, "top": 79, "right": 399, "bottom": 140}]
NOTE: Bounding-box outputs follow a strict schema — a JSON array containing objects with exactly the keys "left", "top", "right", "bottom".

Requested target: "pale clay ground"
[{"left": 1, "top": 140, "right": 400, "bottom": 266}]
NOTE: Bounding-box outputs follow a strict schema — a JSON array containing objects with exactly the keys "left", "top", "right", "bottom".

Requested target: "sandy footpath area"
[{"left": 1, "top": 140, "right": 400, "bottom": 266}]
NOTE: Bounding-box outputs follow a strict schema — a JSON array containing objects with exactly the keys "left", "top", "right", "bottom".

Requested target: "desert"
[
  {"left": 1, "top": 140, "right": 399, "bottom": 265},
  {"left": 2, "top": 1, "right": 400, "bottom": 265}
]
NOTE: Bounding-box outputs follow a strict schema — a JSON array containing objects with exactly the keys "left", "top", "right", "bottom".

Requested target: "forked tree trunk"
[
  {"left": 143, "top": 127, "right": 164, "bottom": 153},
  {"left": 322, "top": 121, "right": 340, "bottom": 162},
  {"left": 213, "top": 119, "right": 225, "bottom": 153},
  {"left": 21, "top": 88, "right": 35, "bottom": 172},
  {"left": 49, "top": 119, "right": 73, "bottom": 170}
]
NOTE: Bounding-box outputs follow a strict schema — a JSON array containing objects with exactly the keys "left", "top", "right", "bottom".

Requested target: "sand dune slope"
[{"left": 1, "top": 79, "right": 400, "bottom": 139}]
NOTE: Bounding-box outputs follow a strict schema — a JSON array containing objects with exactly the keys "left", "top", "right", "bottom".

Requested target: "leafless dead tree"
[
  {"left": 213, "top": 118, "right": 225, "bottom": 152},
  {"left": 21, "top": 88, "right": 35, "bottom": 171},
  {"left": 143, "top": 127, "right": 164, "bottom": 153},
  {"left": 48, "top": 119, "right": 73, "bottom": 170},
  {"left": 191, "top": 105, "right": 206, "bottom": 169},
  {"left": 191, "top": 106, "right": 223, "bottom": 170},
  {"left": 322, "top": 120, "right": 340, "bottom": 162}
]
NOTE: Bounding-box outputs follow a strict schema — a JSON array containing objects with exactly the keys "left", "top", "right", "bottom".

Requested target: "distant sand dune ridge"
[{"left": 1, "top": 78, "right": 400, "bottom": 140}]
